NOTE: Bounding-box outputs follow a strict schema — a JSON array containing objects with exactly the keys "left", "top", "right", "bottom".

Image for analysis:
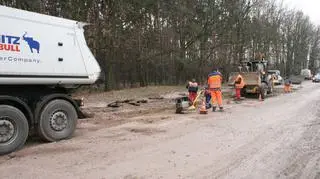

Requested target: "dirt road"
[{"left": 1, "top": 82, "right": 320, "bottom": 179}]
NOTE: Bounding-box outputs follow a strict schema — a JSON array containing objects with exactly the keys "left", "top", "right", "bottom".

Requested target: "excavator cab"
[{"left": 242, "top": 60, "right": 267, "bottom": 73}]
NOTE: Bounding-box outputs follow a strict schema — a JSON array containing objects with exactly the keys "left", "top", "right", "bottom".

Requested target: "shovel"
[{"left": 188, "top": 90, "right": 204, "bottom": 110}]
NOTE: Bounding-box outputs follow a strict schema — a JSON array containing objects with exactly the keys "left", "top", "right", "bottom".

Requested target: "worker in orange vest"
[
  {"left": 234, "top": 73, "right": 245, "bottom": 101},
  {"left": 186, "top": 78, "right": 198, "bottom": 103},
  {"left": 284, "top": 78, "right": 292, "bottom": 93},
  {"left": 207, "top": 69, "right": 223, "bottom": 112}
]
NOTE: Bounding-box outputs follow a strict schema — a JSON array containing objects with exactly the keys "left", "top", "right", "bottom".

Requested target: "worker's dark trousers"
[{"left": 205, "top": 93, "right": 212, "bottom": 109}]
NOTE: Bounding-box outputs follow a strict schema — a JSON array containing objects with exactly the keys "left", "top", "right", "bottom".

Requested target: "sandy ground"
[{"left": 1, "top": 82, "right": 320, "bottom": 179}]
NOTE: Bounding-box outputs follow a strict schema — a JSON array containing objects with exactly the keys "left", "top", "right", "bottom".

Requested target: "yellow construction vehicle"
[{"left": 228, "top": 59, "right": 274, "bottom": 100}]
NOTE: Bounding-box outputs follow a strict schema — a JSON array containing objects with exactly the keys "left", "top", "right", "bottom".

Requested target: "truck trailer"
[{"left": 0, "top": 5, "right": 103, "bottom": 155}]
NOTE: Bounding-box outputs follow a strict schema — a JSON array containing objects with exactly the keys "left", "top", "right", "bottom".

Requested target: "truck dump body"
[
  {"left": 0, "top": 5, "right": 101, "bottom": 86},
  {"left": 0, "top": 5, "right": 103, "bottom": 155},
  {"left": 228, "top": 72, "right": 260, "bottom": 86}
]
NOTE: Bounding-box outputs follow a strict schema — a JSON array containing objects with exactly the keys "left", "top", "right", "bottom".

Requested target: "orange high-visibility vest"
[
  {"left": 208, "top": 72, "right": 222, "bottom": 89},
  {"left": 235, "top": 74, "right": 245, "bottom": 89}
]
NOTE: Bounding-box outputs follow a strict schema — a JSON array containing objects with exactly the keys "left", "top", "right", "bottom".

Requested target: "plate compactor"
[{"left": 175, "top": 90, "right": 210, "bottom": 114}]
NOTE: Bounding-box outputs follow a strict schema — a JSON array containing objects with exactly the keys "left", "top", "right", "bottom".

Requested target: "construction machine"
[
  {"left": 228, "top": 59, "right": 274, "bottom": 99},
  {"left": 175, "top": 90, "right": 206, "bottom": 114}
]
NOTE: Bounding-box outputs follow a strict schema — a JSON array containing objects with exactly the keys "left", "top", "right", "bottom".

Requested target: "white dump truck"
[{"left": 0, "top": 5, "right": 103, "bottom": 155}]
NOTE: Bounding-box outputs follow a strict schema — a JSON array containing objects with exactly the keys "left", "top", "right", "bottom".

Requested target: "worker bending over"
[
  {"left": 234, "top": 73, "right": 245, "bottom": 101},
  {"left": 208, "top": 69, "right": 224, "bottom": 112},
  {"left": 186, "top": 78, "right": 198, "bottom": 103}
]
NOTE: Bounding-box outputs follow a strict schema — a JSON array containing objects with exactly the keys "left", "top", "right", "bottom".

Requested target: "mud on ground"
[
  {"left": 0, "top": 82, "right": 310, "bottom": 179},
  {"left": 75, "top": 84, "right": 299, "bottom": 135}
]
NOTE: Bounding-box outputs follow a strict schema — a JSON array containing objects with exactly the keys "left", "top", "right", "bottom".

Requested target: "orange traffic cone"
[{"left": 199, "top": 100, "right": 208, "bottom": 114}]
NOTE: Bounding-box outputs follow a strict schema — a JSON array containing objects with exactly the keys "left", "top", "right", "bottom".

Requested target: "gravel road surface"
[{"left": 0, "top": 82, "right": 319, "bottom": 179}]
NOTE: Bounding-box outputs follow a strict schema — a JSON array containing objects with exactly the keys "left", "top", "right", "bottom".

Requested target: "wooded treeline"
[{"left": 1, "top": 0, "right": 320, "bottom": 90}]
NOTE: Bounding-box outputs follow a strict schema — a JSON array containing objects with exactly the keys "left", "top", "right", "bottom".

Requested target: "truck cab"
[{"left": 301, "top": 69, "right": 312, "bottom": 80}]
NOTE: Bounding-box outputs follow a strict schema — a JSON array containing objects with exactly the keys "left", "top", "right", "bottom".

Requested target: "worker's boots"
[
  {"left": 212, "top": 106, "right": 224, "bottom": 112},
  {"left": 206, "top": 103, "right": 212, "bottom": 109}
]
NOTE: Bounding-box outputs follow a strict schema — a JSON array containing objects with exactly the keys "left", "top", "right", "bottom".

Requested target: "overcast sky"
[{"left": 281, "top": 0, "right": 320, "bottom": 25}]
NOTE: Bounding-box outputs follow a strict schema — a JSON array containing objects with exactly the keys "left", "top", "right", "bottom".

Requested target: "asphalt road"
[{"left": 0, "top": 82, "right": 320, "bottom": 179}]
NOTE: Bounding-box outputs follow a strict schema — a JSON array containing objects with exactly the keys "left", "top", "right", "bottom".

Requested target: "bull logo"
[{"left": 23, "top": 32, "right": 40, "bottom": 54}]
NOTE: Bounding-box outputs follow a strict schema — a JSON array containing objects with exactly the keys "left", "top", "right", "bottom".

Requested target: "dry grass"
[{"left": 75, "top": 85, "right": 186, "bottom": 103}]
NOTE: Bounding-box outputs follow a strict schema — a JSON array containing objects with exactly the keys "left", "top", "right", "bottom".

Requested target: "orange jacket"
[
  {"left": 235, "top": 74, "right": 245, "bottom": 89},
  {"left": 208, "top": 71, "right": 222, "bottom": 89}
]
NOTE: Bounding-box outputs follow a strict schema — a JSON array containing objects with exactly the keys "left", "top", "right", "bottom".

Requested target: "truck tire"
[
  {"left": 176, "top": 107, "right": 183, "bottom": 114},
  {"left": 241, "top": 87, "right": 247, "bottom": 97},
  {"left": 0, "top": 105, "right": 29, "bottom": 155},
  {"left": 267, "top": 82, "right": 274, "bottom": 94},
  {"left": 260, "top": 83, "right": 268, "bottom": 99},
  {"left": 38, "top": 99, "right": 77, "bottom": 142}
]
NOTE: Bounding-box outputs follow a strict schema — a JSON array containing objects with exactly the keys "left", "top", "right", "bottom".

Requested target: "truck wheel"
[
  {"left": 176, "top": 107, "right": 183, "bottom": 114},
  {"left": 38, "top": 99, "right": 77, "bottom": 142},
  {"left": 240, "top": 87, "right": 247, "bottom": 97},
  {"left": 260, "top": 83, "right": 268, "bottom": 99},
  {"left": 0, "top": 105, "right": 29, "bottom": 155},
  {"left": 267, "top": 84, "right": 274, "bottom": 94}
]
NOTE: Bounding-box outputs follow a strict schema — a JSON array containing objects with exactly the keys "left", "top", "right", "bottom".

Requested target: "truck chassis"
[{"left": 0, "top": 85, "right": 84, "bottom": 155}]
